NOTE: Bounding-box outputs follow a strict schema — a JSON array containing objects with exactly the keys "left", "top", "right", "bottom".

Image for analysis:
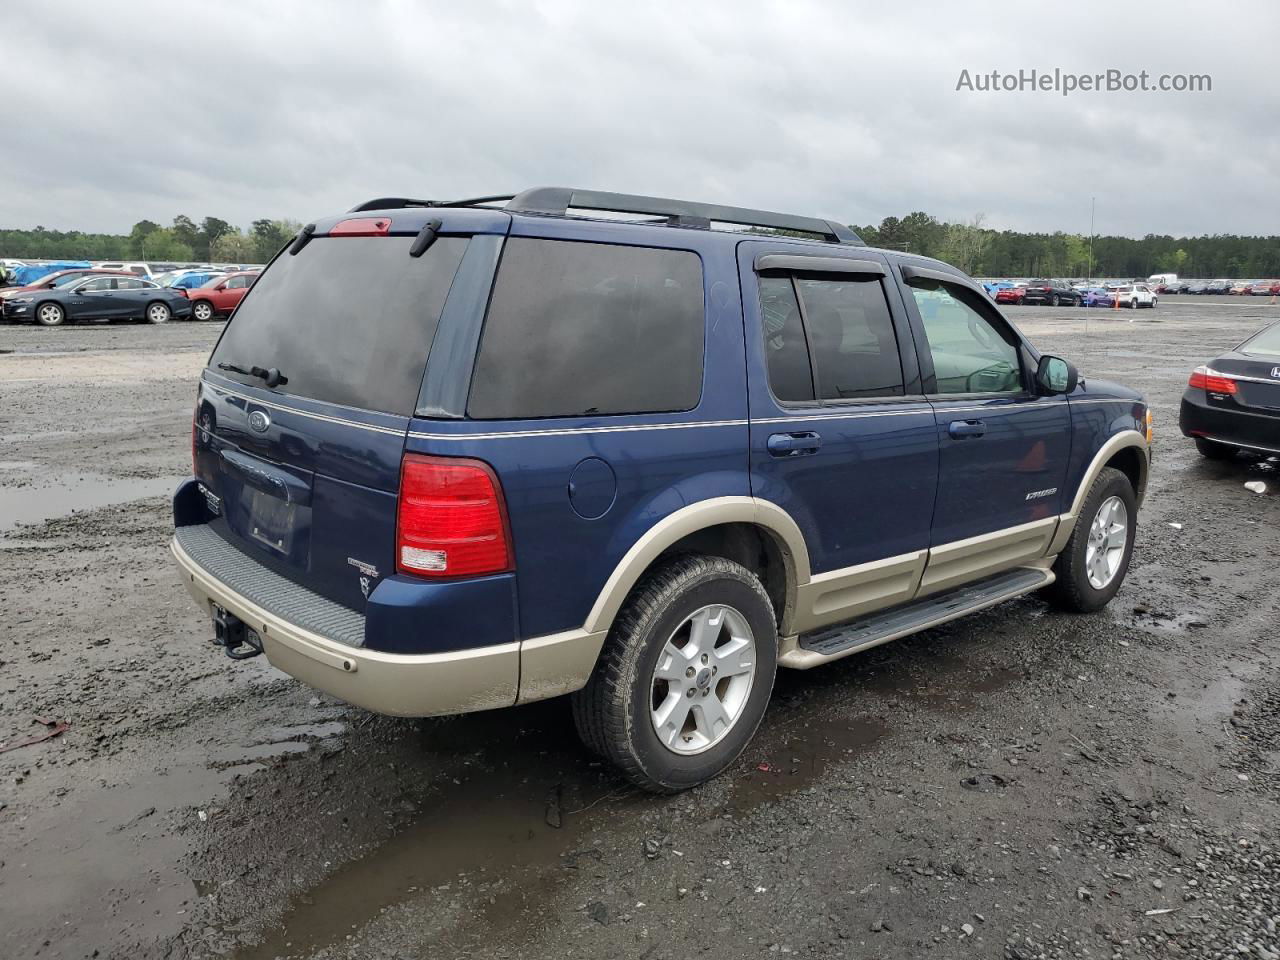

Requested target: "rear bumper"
[
  {"left": 1179, "top": 392, "right": 1280, "bottom": 452},
  {"left": 171, "top": 534, "right": 520, "bottom": 716}
]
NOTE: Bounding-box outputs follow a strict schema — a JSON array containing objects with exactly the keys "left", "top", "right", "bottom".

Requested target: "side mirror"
[{"left": 1036, "top": 355, "right": 1078, "bottom": 395}]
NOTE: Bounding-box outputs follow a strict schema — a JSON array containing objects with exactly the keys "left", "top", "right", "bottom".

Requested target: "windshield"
[
  {"left": 50, "top": 271, "right": 90, "bottom": 287},
  {"left": 209, "top": 235, "right": 468, "bottom": 416}
]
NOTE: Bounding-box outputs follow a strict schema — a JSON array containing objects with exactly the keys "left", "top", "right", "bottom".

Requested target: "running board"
[{"left": 780, "top": 566, "right": 1054, "bottom": 669}]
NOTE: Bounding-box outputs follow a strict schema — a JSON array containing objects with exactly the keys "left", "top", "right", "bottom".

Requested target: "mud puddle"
[
  {"left": 223, "top": 702, "right": 626, "bottom": 960},
  {"left": 0, "top": 471, "right": 183, "bottom": 533}
]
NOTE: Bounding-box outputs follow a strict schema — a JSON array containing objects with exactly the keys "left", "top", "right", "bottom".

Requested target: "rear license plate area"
[{"left": 248, "top": 489, "right": 296, "bottom": 554}]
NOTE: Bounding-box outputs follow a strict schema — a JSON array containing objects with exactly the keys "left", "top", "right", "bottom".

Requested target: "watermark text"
[{"left": 956, "top": 68, "right": 1211, "bottom": 96}]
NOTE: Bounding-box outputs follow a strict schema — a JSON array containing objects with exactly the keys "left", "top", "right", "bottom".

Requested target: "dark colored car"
[
  {"left": 1021, "top": 280, "right": 1080, "bottom": 306},
  {"left": 0, "top": 268, "right": 134, "bottom": 305},
  {"left": 1180, "top": 321, "right": 1280, "bottom": 459},
  {"left": 2, "top": 274, "right": 193, "bottom": 325},
  {"left": 185, "top": 271, "right": 258, "bottom": 321},
  {"left": 1206, "top": 280, "right": 1232, "bottom": 295},
  {"left": 170, "top": 187, "right": 1150, "bottom": 791}
]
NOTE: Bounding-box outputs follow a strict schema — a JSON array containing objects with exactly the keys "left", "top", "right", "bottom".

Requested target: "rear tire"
[
  {"left": 571, "top": 555, "right": 777, "bottom": 793},
  {"left": 1194, "top": 437, "right": 1238, "bottom": 460},
  {"left": 146, "top": 301, "right": 171, "bottom": 324},
  {"left": 191, "top": 300, "right": 214, "bottom": 322},
  {"left": 36, "top": 302, "right": 65, "bottom": 326},
  {"left": 1045, "top": 467, "right": 1137, "bottom": 613}
]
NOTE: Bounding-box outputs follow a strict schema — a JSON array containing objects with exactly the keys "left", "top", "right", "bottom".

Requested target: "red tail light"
[
  {"left": 1188, "top": 366, "right": 1237, "bottom": 394},
  {"left": 329, "top": 217, "right": 392, "bottom": 237},
  {"left": 396, "top": 454, "right": 512, "bottom": 578}
]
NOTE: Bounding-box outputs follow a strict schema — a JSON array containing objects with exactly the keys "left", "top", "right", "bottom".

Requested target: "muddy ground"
[{"left": 2, "top": 297, "right": 1279, "bottom": 960}]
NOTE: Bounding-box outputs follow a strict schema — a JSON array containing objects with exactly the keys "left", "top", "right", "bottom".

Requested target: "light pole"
[{"left": 1087, "top": 196, "right": 1095, "bottom": 284}]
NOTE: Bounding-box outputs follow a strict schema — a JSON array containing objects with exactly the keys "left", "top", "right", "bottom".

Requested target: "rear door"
[
  {"left": 896, "top": 262, "right": 1071, "bottom": 592},
  {"left": 740, "top": 241, "right": 939, "bottom": 628},
  {"left": 195, "top": 218, "right": 484, "bottom": 610}
]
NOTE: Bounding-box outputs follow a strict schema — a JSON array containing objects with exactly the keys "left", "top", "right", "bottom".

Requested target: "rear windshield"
[
  {"left": 209, "top": 236, "right": 467, "bottom": 416},
  {"left": 1240, "top": 323, "right": 1280, "bottom": 357}
]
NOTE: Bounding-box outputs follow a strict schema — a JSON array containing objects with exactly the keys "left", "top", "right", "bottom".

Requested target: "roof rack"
[
  {"left": 350, "top": 188, "right": 864, "bottom": 246},
  {"left": 349, "top": 195, "right": 515, "bottom": 212},
  {"left": 505, "top": 187, "right": 864, "bottom": 246}
]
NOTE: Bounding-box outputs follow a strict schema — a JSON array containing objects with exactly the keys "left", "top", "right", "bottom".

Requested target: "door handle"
[
  {"left": 948, "top": 419, "right": 986, "bottom": 439},
  {"left": 768, "top": 431, "right": 822, "bottom": 457}
]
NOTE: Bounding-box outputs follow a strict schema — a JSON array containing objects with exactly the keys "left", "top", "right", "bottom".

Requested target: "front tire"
[
  {"left": 1045, "top": 467, "right": 1137, "bottom": 613},
  {"left": 36, "top": 302, "right": 65, "bottom": 326},
  {"left": 1051, "top": 294, "right": 1060, "bottom": 306},
  {"left": 1194, "top": 437, "right": 1238, "bottom": 460},
  {"left": 1130, "top": 298, "right": 1139, "bottom": 309},
  {"left": 191, "top": 300, "right": 214, "bottom": 322},
  {"left": 571, "top": 555, "right": 778, "bottom": 793},
  {"left": 146, "top": 302, "right": 171, "bottom": 324}
]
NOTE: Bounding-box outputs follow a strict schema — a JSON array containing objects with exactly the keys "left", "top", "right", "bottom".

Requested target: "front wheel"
[
  {"left": 1044, "top": 467, "right": 1137, "bottom": 613},
  {"left": 36, "top": 302, "right": 65, "bottom": 326},
  {"left": 571, "top": 555, "right": 778, "bottom": 792},
  {"left": 1051, "top": 294, "right": 1060, "bottom": 306},
  {"left": 146, "top": 302, "right": 171, "bottom": 324},
  {"left": 191, "top": 300, "right": 214, "bottom": 322},
  {"left": 1130, "top": 298, "right": 1139, "bottom": 309}
]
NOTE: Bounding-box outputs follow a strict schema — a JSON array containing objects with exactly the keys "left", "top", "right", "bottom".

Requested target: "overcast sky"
[{"left": 4, "top": 0, "right": 1276, "bottom": 238}]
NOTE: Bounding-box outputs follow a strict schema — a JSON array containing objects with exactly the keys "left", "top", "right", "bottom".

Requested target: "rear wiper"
[
  {"left": 217, "top": 361, "right": 288, "bottom": 388},
  {"left": 409, "top": 218, "right": 442, "bottom": 258}
]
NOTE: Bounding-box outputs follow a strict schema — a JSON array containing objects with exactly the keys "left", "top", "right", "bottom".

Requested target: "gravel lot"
[{"left": 2, "top": 296, "right": 1279, "bottom": 960}]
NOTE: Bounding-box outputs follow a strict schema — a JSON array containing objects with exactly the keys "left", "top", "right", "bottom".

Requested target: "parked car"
[
  {"left": 1248, "top": 281, "right": 1279, "bottom": 296},
  {"left": 184, "top": 271, "right": 258, "bottom": 321},
  {"left": 0, "top": 268, "right": 134, "bottom": 303},
  {"left": 1184, "top": 281, "right": 1209, "bottom": 295},
  {"left": 1181, "top": 320, "right": 1280, "bottom": 459},
  {"left": 1021, "top": 280, "right": 1080, "bottom": 306},
  {"left": 1082, "top": 287, "right": 1117, "bottom": 307},
  {"left": 1206, "top": 280, "right": 1232, "bottom": 295},
  {"left": 170, "top": 187, "right": 1150, "bottom": 792},
  {"left": 1111, "top": 284, "right": 1158, "bottom": 309},
  {"left": 169, "top": 271, "right": 224, "bottom": 290},
  {"left": 94, "top": 261, "right": 153, "bottom": 279},
  {"left": 2, "top": 274, "right": 192, "bottom": 325},
  {"left": 994, "top": 285, "right": 1026, "bottom": 304}
]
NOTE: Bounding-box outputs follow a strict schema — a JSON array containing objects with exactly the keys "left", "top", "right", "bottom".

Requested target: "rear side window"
[
  {"left": 757, "top": 273, "right": 904, "bottom": 402},
  {"left": 795, "top": 278, "right": 904, "bottom": 400},
  {"left": 467, "top": 238, "right": 705, "bottom": 419},
  {"left": 759, "top": 276, "right": 815, "bottom": 401},
  {"left": 210, "top": 236, "right": 467, "bottom": 416}
]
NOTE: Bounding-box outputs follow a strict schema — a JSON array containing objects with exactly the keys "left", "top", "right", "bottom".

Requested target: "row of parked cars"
[
  {"left": 1159, "top": 279, "right": 1280, "bottom": 296},
  {"left": 0, "top": 261, "right": 260, "bottom": 326},
  {"left": 984, "top": 279, "right": 1160, "bottom": 309}
]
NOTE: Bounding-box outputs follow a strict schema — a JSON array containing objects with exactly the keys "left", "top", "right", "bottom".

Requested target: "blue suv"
[{"left": 171, "top": 188, "right": 1151, "bottom": 792}]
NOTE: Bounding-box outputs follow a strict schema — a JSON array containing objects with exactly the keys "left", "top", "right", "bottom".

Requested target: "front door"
[
  {"left": 897, "top": 264, "right": 1071, "bottom": 594},
  {"left": 740, "top": 241, "right": 939, "bottom": 631}
]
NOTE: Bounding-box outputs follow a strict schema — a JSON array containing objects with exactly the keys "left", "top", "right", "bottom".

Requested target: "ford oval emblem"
[{"left": 248, "top": 410, "right": 271, "bottom": 433}]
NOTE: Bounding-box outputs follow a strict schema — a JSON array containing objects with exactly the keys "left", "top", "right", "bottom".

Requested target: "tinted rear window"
[
  {"left": 209, "top": 236, "right": 467, "bottom": 416},
  {"left": 1241, "top": 323, "right": 1280, "bottom": 357},
  {"left": 467, "top": 238, "right": 704, "bottom": 419}
]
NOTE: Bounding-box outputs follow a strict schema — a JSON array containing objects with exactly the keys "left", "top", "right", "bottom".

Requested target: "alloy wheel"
[
  {"left": 650, "top": 604, "right": 757, "bottom": 755},
  {"left": 1085, "top": 495, "right": 1128, "bottom": 589}
]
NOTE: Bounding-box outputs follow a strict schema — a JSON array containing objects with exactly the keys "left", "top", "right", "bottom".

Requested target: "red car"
[
  {"left": 994, "top": 286, "right": 1026, "bottom": 304},
  {"left": 183, "top": 271, "right": 258, "bottom": 321},
  {"left": 0, "top": 268, "right": 133, "bottom": 303}
]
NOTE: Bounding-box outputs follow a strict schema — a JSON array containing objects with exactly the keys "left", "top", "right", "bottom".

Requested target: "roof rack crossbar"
[{"left": 504, "top": 187, "right": 863, "bottom": 246}]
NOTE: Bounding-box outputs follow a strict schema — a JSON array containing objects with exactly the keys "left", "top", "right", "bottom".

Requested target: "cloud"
[{"left": 3, "top": 0, "right": 1275, "bottom": 237}]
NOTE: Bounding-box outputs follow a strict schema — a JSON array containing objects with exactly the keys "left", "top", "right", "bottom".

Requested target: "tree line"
[
  {"left": 0, "top": 216, "right": 302, "bottom": 265},
  {"left": 855, "top": 212, "right": 1280, "bottom": 279},
  {"left": 2, "top": 211, "right": 1277, "bottom": 279}
]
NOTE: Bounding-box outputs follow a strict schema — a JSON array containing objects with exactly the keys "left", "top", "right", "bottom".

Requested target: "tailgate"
[{"left": 193, "top": 224, "right": 478, "bottom": 611}]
